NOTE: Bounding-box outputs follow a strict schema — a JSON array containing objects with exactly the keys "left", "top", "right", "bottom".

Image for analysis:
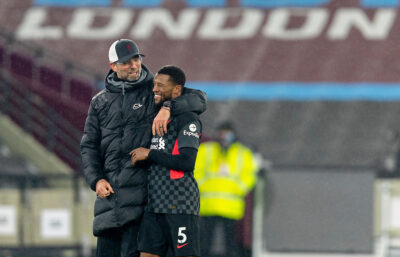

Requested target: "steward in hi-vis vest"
[{"left": 194, "top": 121, "right": 258, "bottom": 257}]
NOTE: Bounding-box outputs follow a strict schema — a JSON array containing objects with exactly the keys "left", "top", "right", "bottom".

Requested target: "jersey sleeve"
[
  {"left": 148, "top": 147, "right": 198, "bottom": 172},
  {"left": 147, "top": 117, "right": 202, "bottom": 172},
  {"left": 177, "top": 120, "right": 202, "bottom": 150}
]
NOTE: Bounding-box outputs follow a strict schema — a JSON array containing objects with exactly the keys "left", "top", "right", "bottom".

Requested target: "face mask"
[{"left": 221, "top": 131, "right": 235, "bottom": 148}]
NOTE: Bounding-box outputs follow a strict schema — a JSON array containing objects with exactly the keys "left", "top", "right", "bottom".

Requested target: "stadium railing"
[{"left": 0, "top": 70, "right": 83, "bottom": 171}]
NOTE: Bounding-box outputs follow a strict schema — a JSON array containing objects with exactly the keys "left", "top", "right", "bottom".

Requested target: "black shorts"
[{"left": 138, "top": 212, "right": 200, "bottom": 257}]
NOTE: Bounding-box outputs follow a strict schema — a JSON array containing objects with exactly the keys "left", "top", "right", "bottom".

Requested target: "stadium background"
[{"left": 1, "top": 0, "right": 400, "bottom": 256}]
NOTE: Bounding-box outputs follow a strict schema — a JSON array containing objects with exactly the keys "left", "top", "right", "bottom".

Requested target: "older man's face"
[{"left": 111, "top": 56, "right": 142, "bottom": 81}]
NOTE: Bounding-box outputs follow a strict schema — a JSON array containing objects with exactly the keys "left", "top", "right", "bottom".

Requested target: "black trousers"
[
  {"left": 200, "top": 216, "right": 241, "bottom": 257},
  {"left": 96, "top": 220, "right": 141, "bottom": 257}
]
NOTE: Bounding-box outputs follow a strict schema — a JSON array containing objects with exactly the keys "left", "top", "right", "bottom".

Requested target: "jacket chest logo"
[{"left": 132, "top": 103, "right": 143, "bottom": 110}]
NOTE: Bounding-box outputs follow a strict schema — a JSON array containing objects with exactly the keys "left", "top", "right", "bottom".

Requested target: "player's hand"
[
  {"left": 96, "top": 179, "right": 114, "bottom": 199},
  {"left": 152, "top": 107, "right": 170, "bottom": 136},
  {"left": 130, "top": 147, "right": 150, "bottom": 165}
]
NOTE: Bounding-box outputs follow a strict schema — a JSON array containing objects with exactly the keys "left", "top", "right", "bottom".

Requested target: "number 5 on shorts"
[{"left": 178, "top": 227, "right": 187, "bottom": 243}]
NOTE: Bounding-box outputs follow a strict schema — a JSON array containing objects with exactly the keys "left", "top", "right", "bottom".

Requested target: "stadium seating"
[
  {"left": 0, "top": 32, "right": 103, "bottom": 172},
  {"left": 39, "top": 66, "right": 63, "bottom": 97},
  {"left": 9, "top": 52, "right": 33, "bottom": 80},
  {"left": 70, "top": 79, "right": 95, "bottom": 104},
  {"left": 0, "top": 45, "right": 4, "bottom": 67},
  {"left": 0, "top": 71, "right": 83, "bottom": 171},
  {"left": 3, "top": 48, "right": 98, "bottom": 131}
]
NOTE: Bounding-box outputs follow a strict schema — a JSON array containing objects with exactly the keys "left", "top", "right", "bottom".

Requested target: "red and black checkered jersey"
[{"left": 146, "top": 111, "right": 201, "bottom": 215}]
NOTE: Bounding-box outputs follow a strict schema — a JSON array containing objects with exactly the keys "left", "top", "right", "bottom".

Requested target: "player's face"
[
  {"left": 153, "top": 74, "right": 176, "bottom": 105},
  {"left": 111, "top": 55, "right": 142, "bottom": 81}
]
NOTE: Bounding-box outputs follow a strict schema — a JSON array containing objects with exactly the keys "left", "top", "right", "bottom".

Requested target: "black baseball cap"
[{"left": 108, "top": 39, "right": 145, "bottom": 64}]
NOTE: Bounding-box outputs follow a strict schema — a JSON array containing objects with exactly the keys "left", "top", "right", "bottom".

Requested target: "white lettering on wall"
[
  {"left": 67, "top": 8, "right": 133, "bottom": 39},
  {"left": 131, "top": 8, "right": 200, "bottom": 39},
  {"left": 16, "top": 7, "right": 63, "bottom": 40},
  {"left": 14, "top": 7, "right": 398, "bottom": 41},
  {"left": 263, "top": 8, "right": 328, "bottom": 40},
  {"left": 327, "top": 8, "right": 396, "bottom": 40},
  {"left": 198, "top": 8, "right": 264, "bottom": 39}
]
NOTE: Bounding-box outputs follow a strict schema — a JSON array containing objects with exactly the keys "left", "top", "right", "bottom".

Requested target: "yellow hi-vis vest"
[{"left": 194, "top": 141, "right": 258, "bottom": 220}]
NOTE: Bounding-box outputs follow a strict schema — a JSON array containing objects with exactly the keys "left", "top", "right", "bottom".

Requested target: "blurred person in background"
[
  {"left": 194, "top": 121, "right": 259, "bottom": 257},
  {"left": 80, "top": 39, "right": 206, "bottom": 257},
  {"left": 130, "top": 65, "right": 202, "bottom": 257},
  {"left": 377, "top": 129, "right": 400, "bottom": 178}
]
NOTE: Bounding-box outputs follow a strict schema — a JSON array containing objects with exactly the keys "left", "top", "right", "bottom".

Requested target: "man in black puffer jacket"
[{"left": 80, "top": 39, "right": 206, "bottom": 257}]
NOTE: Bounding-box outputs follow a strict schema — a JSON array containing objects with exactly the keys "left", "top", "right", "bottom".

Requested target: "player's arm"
[
  {"left": 132, "top": 119, "right": 201, "bottom": 171},
  {"left": 130, "top": 147, "right": 197, "bottom": 171},
  {"left": 149, "top": 147, "right": 197, "bottom": 171}
]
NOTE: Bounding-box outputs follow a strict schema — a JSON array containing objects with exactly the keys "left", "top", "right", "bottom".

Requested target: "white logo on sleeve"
[
  {"left": 183, "top": 123, "right": 200, "bottom": 138},
  {"left": 189, "top": 124, "right": 197, "bottom": 132}
]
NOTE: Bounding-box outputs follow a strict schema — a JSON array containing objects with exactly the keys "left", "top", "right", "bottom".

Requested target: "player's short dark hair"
[{"left": 157, "top": 65, "right": 186, "bottom": 87}]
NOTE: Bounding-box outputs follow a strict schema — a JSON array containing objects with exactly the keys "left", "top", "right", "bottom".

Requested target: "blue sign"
[
  {"left": 34, "top": 0, "right": 399, "bottom": 8},
  {"left": 122, "top": 0, "right": 225, "bottom": 7},
  {"left": 188, "top": 82, "right": 400, "bottom": 101},
  {"left": 241, "top": 0, "right": 329, "bottom": 7},
  {"left": 362, "top": 0, "right": 399, "bottom": 7},
  {"left": 34, "top": 0, "right": 110, "bottom": 6},
  {"left": 240, "top": 0, "right": 399, "bottom": 7},
  {"left": 122, "top": 0, "right": 160, "bottom": 7}
]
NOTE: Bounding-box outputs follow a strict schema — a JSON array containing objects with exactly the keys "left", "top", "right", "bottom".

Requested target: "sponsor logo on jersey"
[
  {"left": 150, "top": 137, "right": 166, "bottom": 149},
  {"left": 183, "top": 130, "right": 200, "bottom": 138},
  {"left": 189, "top": 123, "right": 197, "bottom": 132},
  {"left": 158, "top": 138, "right": 166, "bottom": 149}
]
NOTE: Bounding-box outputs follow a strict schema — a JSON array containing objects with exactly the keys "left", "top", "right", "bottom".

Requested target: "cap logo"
[{"left": 126, "top": 43, "right": 131, "bottom": 52}]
